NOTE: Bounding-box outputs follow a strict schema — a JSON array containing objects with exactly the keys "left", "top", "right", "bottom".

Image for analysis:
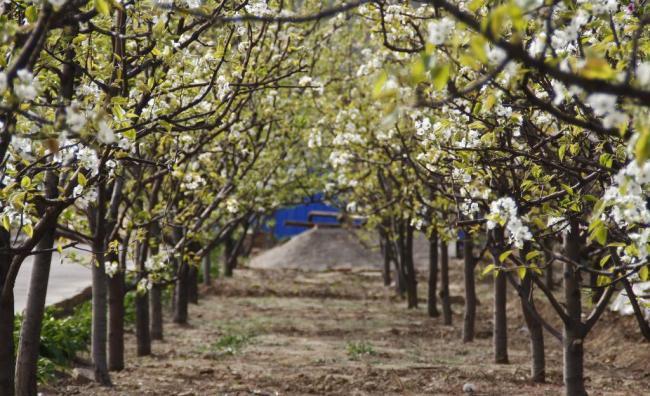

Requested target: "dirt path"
[{"left": 54, "top": 264, "right": 649, "bottom": 395}]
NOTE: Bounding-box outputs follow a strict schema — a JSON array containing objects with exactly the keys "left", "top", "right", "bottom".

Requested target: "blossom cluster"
[{"left": 487, "top": 197, "right": 532, "bottom": 249}]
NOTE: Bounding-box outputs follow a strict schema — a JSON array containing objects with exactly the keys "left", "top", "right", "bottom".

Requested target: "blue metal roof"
[{"left": 265, "top": 194, "right": 340, "bottom": 239}]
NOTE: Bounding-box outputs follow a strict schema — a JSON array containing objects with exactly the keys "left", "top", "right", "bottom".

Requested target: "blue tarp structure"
[{"left": 265, "top": 194, "right": 340, "bottom": 239}]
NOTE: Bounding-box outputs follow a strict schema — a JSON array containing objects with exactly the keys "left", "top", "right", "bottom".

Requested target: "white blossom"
[
  {"left": 106, "top": 261, "right": 120, "bottom": 278},
  {"left": 637, "top": 62, "right": 650, "bottom": 87},
  {"left": 0, "top": 72, "right": 6, "bottom": 94},
  {"left": 14, "top": 69, "right": 38, "bottom": 101},
  {"left": 427, "top": 18, "right": 454, "bottom": 45},
  {"left": 97, "top": 120, "right": 116, "bottom": 144},
  {"left": 48, "top": 0, "right": 66, "bottom": 9},
  {"left": 136, "top": 277, "right": 152, "bottom": 294},
  {"left": 245, "top": 0, "right": 271, "bottom": 16},
  {"left": 487, "top": 197, "right": 532, "bottom": 249},
  {"left": 66, "top": 102, "right": 86, "bottom": 133},
  {"left": 298, "top": 76, "right": 312, "bottom": 86},
  {"left": 586, "top": 93, "right": 628, "bottom": 129},
  {"left": 216, "top": 75, "right": 230, "bottom": 101},
  {"left": 226, "top": 198, "right": 239, "bottom": 214}
]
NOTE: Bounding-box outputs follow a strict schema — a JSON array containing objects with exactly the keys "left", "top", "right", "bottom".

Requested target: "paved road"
[{"left": 14, "top": 250, "right": 92, "bottom": 313}]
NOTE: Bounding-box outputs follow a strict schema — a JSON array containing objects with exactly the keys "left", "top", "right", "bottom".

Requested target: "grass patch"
[
  {"left": 346, "top": 340, "right": 376, "bottom": 360},
  {"left": 212, "top": 333, "right": 252, "bottom": 355}
]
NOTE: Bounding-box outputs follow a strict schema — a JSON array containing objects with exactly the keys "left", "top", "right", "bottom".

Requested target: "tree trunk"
[
  {"left": 394, "top": 250, "right": 406, "bottom": 295},
  {"left": 440, "top": 240, "right": 452, "bottom": 325},
  {"left": 150, "top": 283, "right": 163, "bottom": 340},
  {"left": 108, "top": 231, "right": 127, "bottom": 371},
  {"left": 202, "top": 254, "right": 211, "bottom": 286},
  {"left": 520, "top": 272, "right": 545, "bottom": 382},
  {"left": 493, "top": 270, "right": 508, "bottom": 363},
  {"left": 492, "top": 228, "right": 508, "bottom": 364},
  {"left": 427, "top": 232, "right": 439, "bottom": 317},
  {"left": 380, "top": 233, "right": 391, "bottom": 286},
  {"left": 223, "top": 234, "right": 234, "bottom": 278},
  {"left": 402, "top": 224, "right": 418, "bottom": 309},
  {"left": 91, "top": 246, "right": 111, "bottom": 385},
  {"left": 463, "top": 237, "right": 476, "bottom": 343},
  {"left": 135, "top": 292, "right": 151, "bottom": 356},
  {"left": 135, "top": 242, "right": 151, "bottom": 356},
  {"left": 392, "top": 227, "right": 406, "bottom": 295},
  {"left": 89, "top": 187, "right": 112, "bottom": 386},
  {"left": 107, "top": 269, "right": 124, "bottom": 371},
  {"left": 563, "top": 221, "right": 586, "bottom": 396},
  {"left": 15, "top": 237, "right": 55, "bottom": 396},
  {"left": 15, "top": 170, "right": 58, "bottom": 396},
  {"left": 188, "top": 266, "right": 198, "bottom": 304},
  {"left": 0, "top": 229, "right": 15, "bottom": 396},
  {"left": 173, "top": 259, "right": 189, "bottom": 324}
]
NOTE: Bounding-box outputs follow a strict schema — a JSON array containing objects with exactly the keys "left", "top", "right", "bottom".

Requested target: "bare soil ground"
[{"left": 52, "top": 261, "right": 650, "bottom": 395}]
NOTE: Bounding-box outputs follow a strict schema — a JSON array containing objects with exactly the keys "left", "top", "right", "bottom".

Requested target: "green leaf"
[
  {"left": 525, "top": 250, "right": 542, "bottom": 261},
  {"left": 468, "top": 0, "right": 486, "bottom": 12},
  {"left": 123, "top": 128, "right": 137, "bottom": 141},
  {"left": 77, "top": 172, "right": 87, "bottom": 187},
  {"left": 591, "top": 224, "right": 608, "bottom": 246},
  {"left": 25, "top": 6, "right": 38, "bottom": 23},
  {"left": 517, "top": 266, "right": 527, "bottom": 280},
  {"left": 560, "top": 183, "right": 574, "bottom": 195},
  {"left": 410, "top": 57, "right": 427, "bottom": 84},
  {"left": 23, "top": 224, "right": 33, "bottom": 238},
  {"left": 431, "top": 63, "right": 450, "bottom": 91},
  {"left": 20, "top": 176, "right": 31, "bottom": 189},
  {"left": 599, "top": 254, "right": 611, "bottom": 268},
  {"left": 596, "top": 275, "right": 610, "bottom": 287},
  {"left": 470, "top": 37, "right": 488, "bottom": 64},
  {"left": 558, "top": 144, "right": 567, "bottom": 161},
  {"left": 481, "top": 263, "right": 496, "bottom": 277},
  {"left": 580, "top": 58, "right": 617, "bottom": 80},
  {"left": 95, "top": 0, "right": 111, "bottom": 16},
  {"left": 640, "top": 265, "right": 649, "bottom": 281},
  {"left": 634, "top": 126, "right": 650, "bottom": 163},
  {"left": 498, "top": 250, "right": 513, "bottom": 263},
  {"left": 530, "top": 264, "right": 542, "bottom": 275},
  {"left": 372, "top": 71, "right": 388, "bottom": 99},
  {"left": 1, "top": 215, "right": 10, "bottom": 231},
  {"left": 599, "top": 153, "right": 613, "bottom": 168}
]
